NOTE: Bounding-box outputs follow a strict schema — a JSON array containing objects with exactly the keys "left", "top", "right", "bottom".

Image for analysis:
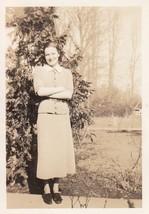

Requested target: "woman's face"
[{"left": 45, "top": 46, "right": 59, "bottom": 67}]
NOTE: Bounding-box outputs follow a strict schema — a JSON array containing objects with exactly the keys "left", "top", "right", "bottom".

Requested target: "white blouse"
[{"left": 33, "top": 64, "right": 73, "bottom": 114}]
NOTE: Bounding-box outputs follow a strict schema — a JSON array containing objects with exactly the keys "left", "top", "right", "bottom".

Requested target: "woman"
[{"left": 33, "top": 42, "right": 76, "bottom": 205}]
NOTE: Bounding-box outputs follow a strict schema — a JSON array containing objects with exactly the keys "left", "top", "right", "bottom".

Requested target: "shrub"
[
  {"left": 6, "top": 7, "right": 93, "bottom": 190},
  {"left": 91, "top": 87, "right": 140, "bottom": 117}
]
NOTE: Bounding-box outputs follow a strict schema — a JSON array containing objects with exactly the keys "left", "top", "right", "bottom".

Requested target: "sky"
[
  {"left": 98, "top": 7, "right": 141, "bottom": 94},
  {"left": 116, "top": 7, "right": 141, "bottom": 94}
]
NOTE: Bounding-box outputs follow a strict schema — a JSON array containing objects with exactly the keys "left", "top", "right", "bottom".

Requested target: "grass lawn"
[
  {"left": 7, "top": 116, "right": 142, "bottom": 199},
  {"left": 61, "top": 116, "right": 142, "bottom": 199}
]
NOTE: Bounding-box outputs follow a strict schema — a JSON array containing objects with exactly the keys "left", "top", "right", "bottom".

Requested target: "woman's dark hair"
[{"left": 44, "top": 42, "right": 61, "bottom": 54}]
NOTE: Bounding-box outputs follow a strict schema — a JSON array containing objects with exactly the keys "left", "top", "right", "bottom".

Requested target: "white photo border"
[{"left": 1, "top": 0, "right": 149, "bottom": 214}]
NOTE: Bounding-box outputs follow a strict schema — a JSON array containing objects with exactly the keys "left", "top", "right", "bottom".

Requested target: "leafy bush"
[{"left": 6, "top": 7, "right": 93, "bottom": 190}]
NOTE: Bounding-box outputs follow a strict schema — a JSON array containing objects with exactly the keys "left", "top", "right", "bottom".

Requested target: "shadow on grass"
[
  {"left": 26, "top": 94, "right": 44, "bottom": 195},
  {"left": 26, "top": 143, "right": 43, "bottom": 195}
]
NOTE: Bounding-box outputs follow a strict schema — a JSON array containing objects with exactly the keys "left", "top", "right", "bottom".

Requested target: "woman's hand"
[
  {"left": 50, "top": 90, "right": 73, "bottom": 99},
  {"left": 37, "top": 86, "right": 65, "bottom": 96}
]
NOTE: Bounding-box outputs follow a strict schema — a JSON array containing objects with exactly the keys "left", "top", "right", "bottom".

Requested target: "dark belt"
[
  {"left": 38, "top": 112, "right": 54, "bottom": 114},
  {"left": 43, "top": 98, "right": 66, "bottom": 103}
]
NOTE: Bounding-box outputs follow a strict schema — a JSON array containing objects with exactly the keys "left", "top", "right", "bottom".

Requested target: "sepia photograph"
[{"left": 1, "top": 0, "right": 149, "bottom": 212}]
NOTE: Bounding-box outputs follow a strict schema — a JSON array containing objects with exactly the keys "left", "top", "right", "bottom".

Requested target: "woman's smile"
[{"left": 45, "top": 47, "right": 59, "bottom": 67}]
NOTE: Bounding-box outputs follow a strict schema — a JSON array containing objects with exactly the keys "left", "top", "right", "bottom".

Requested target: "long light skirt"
[{"left": 36, "top": 113, "right": 76, "bottom": 179}]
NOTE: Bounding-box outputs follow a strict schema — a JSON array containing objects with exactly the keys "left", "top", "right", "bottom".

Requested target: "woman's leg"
[
  {"left": 43, "top": 179, "right": 51, "bottom": 194},
  {"left": 53, "top": 177, "right": 60, "bottom": 193},
  {"left": 42, "top": 179, "right": 53, "bottom": 204},
  {"left": 52, "top": 177, "right": 63, "bottom": 204}
]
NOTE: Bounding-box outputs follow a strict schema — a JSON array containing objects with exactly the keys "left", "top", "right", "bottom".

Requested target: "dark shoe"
[
  {"left": 52, "top": 192, "right": 63, "bottom": 204},
  {"left": 42, "top": 193, "right": 52, "bottom": 205}
]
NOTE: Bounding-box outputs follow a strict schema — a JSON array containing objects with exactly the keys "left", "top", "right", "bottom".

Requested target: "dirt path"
[
  {"left": 7, "top": 193, "right": 142, "bottom": 208},
  {"left": 89, "top": 116, "right": 141, "bottom": 131}
]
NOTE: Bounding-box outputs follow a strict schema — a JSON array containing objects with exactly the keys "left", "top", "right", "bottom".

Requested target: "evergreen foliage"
[{"left": 6, "top": 7, "right": 93, "bottom": 189}]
